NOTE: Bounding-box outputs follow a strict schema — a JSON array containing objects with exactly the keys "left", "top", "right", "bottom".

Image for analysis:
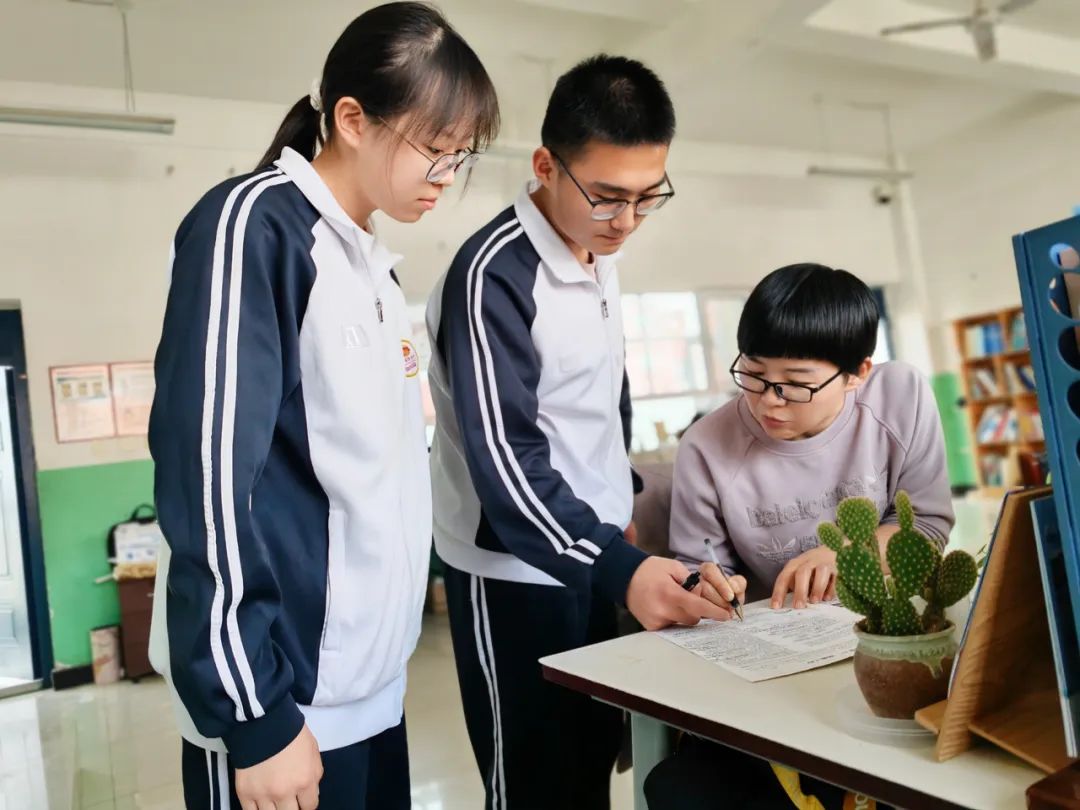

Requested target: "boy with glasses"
[
  {"left": 644, "top": 262, "right": 953, "bottom": 809},
  {"left": 426, "top": 55, "right": 735, "bottom": 810}
]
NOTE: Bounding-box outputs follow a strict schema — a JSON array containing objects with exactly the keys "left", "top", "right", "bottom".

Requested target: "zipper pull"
[
  {"left": 601, "top": 298, "right": 609, "bottom": 319},
  {"left": 376, "top": 298, "right": 384, "bottom": 323}
]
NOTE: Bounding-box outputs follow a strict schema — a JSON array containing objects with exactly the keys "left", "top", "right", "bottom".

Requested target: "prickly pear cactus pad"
[
  {"left": 819, "top": 491, "right": 979, "bottom": 637},
  {"left": 835, "top": 497, "right": 878, "bottom": 548},
  {"left": 882, "top": 596, "right": 921, "bottom": 636},
  {"left": 817, "top": 522, "right": 844, "bottom": 553},
  {"left": 835, "top": 579, "right": 881, "bottom": 633},
  {"left": 936, "top": 551, "right": 979, "bottom": 608},
  {"left": 837, "top": 543, "right": 887, "bottom": 606},
  {"left": 886, "top": 528, "right": 937, "bottom": 599},
  {"left": 895, "top": 491, "right": 916, "bottom": 532}
]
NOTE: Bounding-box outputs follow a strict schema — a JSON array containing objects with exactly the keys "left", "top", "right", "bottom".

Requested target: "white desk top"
[{"left": 541, "top": 631, "right": 1042, "bottom": 810}]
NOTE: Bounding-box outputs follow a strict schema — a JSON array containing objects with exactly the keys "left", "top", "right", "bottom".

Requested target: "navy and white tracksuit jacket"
[
  {"left": 148, "top": 147, "right": 431, "bottom": 768},
  {"left": 427, "top": 182, "right": 647, "bottom": 602}
]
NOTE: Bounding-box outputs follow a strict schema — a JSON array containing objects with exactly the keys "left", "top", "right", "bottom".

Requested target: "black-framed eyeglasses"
[
  {"left": 729, "top": 355, "right": 844, "bottom": 404},
  {"left": 378, "top": 117, "right": 480, "bottom": 183},
  {"left": 549, "top": 151, "right": 675, "bottom": 221}
]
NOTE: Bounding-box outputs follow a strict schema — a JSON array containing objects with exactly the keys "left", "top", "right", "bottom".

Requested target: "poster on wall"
[
  {"left": 50, "top": 364, "right": 116, "bottom": 443},
  {"left": 110, "top": 361, "right": 155, "bottom": 436}
]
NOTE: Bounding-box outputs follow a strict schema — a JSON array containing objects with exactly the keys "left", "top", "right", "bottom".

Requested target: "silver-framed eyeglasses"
[
  {"left": 550, "top": 150, "right": 675, "bottom": 221},
  {"left": 379, "top": 117, "right": 480, "bottom": 183}
]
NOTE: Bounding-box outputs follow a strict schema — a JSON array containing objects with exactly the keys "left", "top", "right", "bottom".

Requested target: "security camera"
[{"left": 872, "top": 183, "right": 895, "bottom": 206}]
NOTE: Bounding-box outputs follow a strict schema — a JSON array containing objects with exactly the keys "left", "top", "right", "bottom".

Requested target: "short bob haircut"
[{"left": 736, "top": 263, "right": 879, "bottom": 374}]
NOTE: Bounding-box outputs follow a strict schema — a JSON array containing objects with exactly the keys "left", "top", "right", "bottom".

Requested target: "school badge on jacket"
[{"left": 402, "top": 340, "right": 419, "bottom": 378}]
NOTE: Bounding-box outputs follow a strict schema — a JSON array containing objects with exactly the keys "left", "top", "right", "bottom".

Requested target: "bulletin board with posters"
[
  {"left": 49, "top": 361, "right": 156, "bottom": 442},
  {"left": 49, "top": 364, "right": 116, "bottom": 443},
  {"left": 109, "top": 361, "right": 155, "bottom": 437}
]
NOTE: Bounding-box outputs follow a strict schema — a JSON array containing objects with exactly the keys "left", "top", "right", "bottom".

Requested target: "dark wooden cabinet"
[
  {"left": 117, "top": 577, "right": 155, "bottom": 681},
  {"left": 1029, "top": 762, "right": 1080, "bottom": 808}
]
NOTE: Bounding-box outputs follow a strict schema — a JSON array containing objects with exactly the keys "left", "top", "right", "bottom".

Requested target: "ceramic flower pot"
[{"left": 852, "top": 621, "right": 957, "bottom": 719}]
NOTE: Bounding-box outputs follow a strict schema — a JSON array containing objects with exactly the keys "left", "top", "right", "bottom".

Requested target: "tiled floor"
[
  {"left": 0, "top": 496, "right": 999, "bottom": 810},
  {"left": 0, "top": 614, "right": 633, "bottom": 809}
]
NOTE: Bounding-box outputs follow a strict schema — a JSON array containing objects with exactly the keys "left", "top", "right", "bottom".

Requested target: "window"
[
  {"left": 622, "top": 291, "right": 745, "bottom": 452},
  {"left": 410, "top": 286, "right": 888, "bottom": 455},
  {"left": 702, "top": 295, "right": 744, "bottom": 385},
  {"left": 871, "top": 289, "right": 894, "bottom": 364},
  {"left": 623, "top": 292, "right": 708, "bottom": 397}
]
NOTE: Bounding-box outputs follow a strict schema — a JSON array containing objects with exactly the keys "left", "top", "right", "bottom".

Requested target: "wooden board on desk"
[
  {"left": 972, "top": 687, "right": 1070, "bottom": 774},
  {"left": 914, "top": 486, "right": 1072, "bottom": 774}
]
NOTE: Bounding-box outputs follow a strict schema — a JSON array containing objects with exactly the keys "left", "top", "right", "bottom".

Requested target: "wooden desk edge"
[{"left": 542, "top": 663, "right": 997, "bottom": 810}]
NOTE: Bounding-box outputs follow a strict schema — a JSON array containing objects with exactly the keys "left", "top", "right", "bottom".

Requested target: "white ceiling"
[{"left": 1, "top": 0, "right": 1078, "bottom": 157}]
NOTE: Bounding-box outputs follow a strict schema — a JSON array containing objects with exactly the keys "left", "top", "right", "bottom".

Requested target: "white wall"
[
  {"left": 616, "top": 166, "right": 901, "bottom": 294},
  {"left": 0, "top": 82, "right": 285, "bottom": 471},
  {"left": 908, "top": 97, "right": 1080, "bottom": 369},
  {"left": 0, "top": 80, "right": 904, "bottom": 470},
  {"left": 383, "top": 139, "right": 905, "bottom": 299}
]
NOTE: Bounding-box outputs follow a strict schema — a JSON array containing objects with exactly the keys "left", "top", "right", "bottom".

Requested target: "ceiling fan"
[{"left": 880, "top": 0, "right": 1038, "bottom": 61}]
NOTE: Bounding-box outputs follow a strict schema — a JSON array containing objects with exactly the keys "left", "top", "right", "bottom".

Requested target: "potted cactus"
[{"left": 818, "top": 492, "right": 979, "bottom": 719}]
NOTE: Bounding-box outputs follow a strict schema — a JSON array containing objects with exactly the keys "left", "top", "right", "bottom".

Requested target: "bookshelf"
[{"left": 954, "top": 306, "right": 1044, "bottom": 496}]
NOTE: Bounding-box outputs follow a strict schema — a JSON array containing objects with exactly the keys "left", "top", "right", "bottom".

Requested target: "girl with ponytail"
[{"left": 148, "top": 5, "right": 498, "bottom": 809}]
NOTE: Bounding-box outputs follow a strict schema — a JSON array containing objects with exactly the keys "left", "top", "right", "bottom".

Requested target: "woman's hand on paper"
[{"left": 771, "top": 546, "right": 837, "bottom": 610}]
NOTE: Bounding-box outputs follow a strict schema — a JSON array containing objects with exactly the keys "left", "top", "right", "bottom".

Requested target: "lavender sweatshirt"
[{"left": 669, "top": 362, "right": 955, "bottom": 601}]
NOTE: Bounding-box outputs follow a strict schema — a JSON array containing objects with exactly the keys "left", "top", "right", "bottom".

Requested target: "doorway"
[{"left": 0, "top": 305, "right": 52, "bottom": 695}]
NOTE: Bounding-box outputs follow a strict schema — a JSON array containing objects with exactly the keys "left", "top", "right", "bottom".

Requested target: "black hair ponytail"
[
  {"left": 257, "top": 96, "right": 322, "bottom": 169},
  {"left": 255, "top": 2, "right": 498, "bottom": 172}
]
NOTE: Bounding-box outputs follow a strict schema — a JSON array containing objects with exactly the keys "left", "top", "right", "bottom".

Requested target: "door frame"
[{"left": 0, "top": 304, "right": 53, "bottom": 685}]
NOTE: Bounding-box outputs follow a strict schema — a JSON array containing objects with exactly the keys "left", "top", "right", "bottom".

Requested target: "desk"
[{"left": 541, "top": 631, "right": 1043, "bottom": 810}]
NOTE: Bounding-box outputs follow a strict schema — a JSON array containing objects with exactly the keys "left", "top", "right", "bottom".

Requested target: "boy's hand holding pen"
[{"left": 686, "top": 538, "right": 747, "bottom": 621}]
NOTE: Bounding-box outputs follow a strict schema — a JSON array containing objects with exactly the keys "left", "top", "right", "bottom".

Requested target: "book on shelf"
[
  {"left": 970, "top": 367, "right": 1001, "bottom": 399},
  {"left": 1018, "top": 363, "right": 1037, "bottom": 390},
  {"left": 1004, "top": 363, "right": 1022, "bottom": 395},
  {"left": 1019, "top": 451, "right": 1050, "bottom": 487},
  {"left": 1008, "top": 311, "right": 1028, "bottom": 351},
  {"left": 964, "top": 321, "right": 1006, "bottom": 358},
  {"left": 1003, "top": 361, "right": 1038, "bottom": 395},
  {"left": 965, "top": 326, "right": 982, "bottom": 358},
  {"left": 976, "top": 405, "right": 1018, "bottom": 444},
  {"left": 1018, "top": 409, "right": 1045, "bottom": 442},
  {"left": 987, "top": 321, "right": 1005, "bottom": 354},
  {"left": 979, "top": 452, "right": 1007, "bottom": 487}
]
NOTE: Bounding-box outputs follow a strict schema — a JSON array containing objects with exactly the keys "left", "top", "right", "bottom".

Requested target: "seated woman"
[{"left": 645, "top": 263, "right": 954, "bottom": 810}]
